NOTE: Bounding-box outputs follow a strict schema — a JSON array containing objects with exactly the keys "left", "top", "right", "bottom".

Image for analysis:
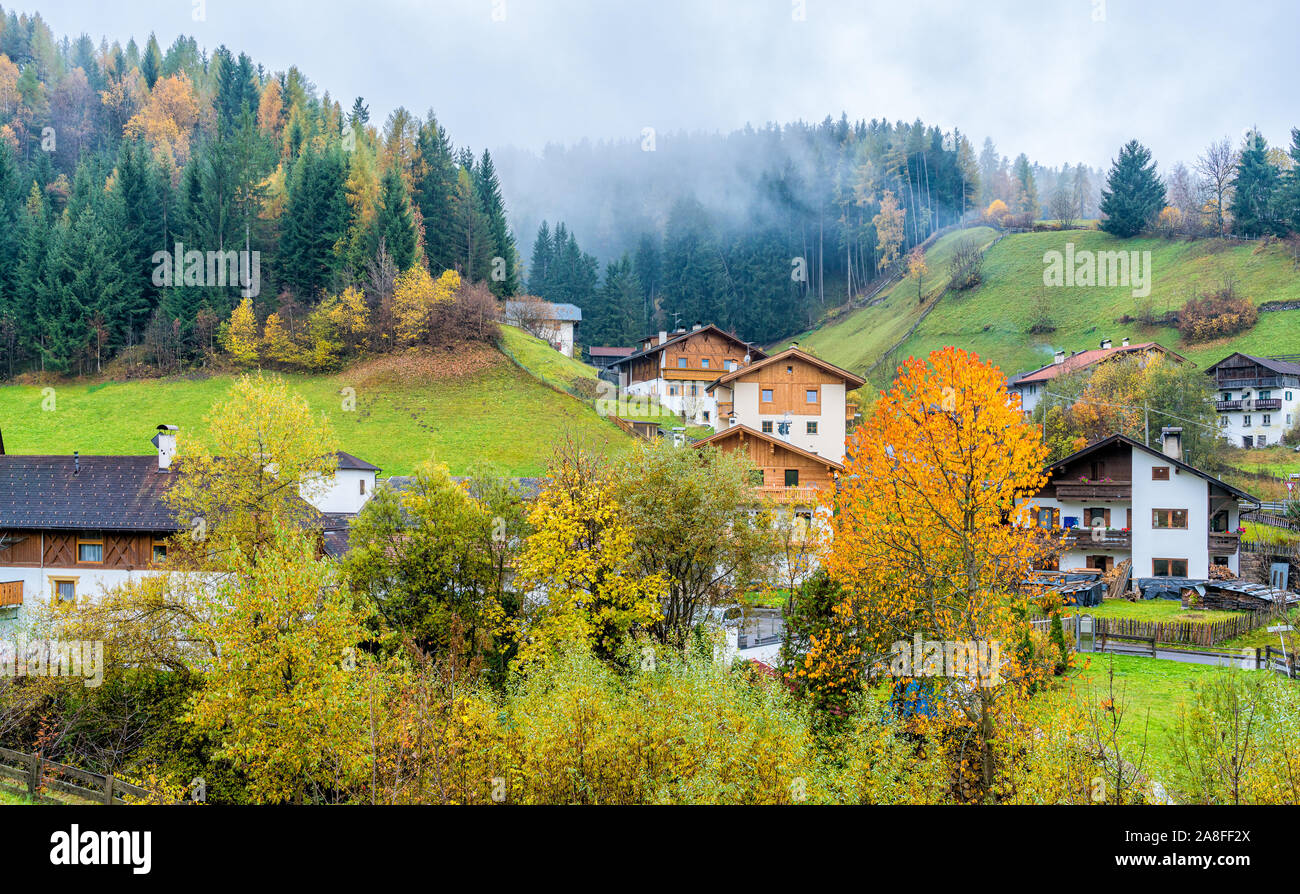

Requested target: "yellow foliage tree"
[
  {"left": 225, "top": 297, "right": 259, "bottom": 367},
  {"left": 261, "top": 311, "right": 300, "bottom": 366},
  {"left": 512, "top": 445, "right": 665, "bottom": 667},
  {"left": 873, "top": 189, "right": 906, "bottom": 271},
  {"left": 824, "top": 346, "right": 1052, "bottom": 797},
  {"left": 123, "top": 72, "right": 200, "bottom": 169},
  {"left": 393, "top": 267, "right": 460, "bottom": 345}
]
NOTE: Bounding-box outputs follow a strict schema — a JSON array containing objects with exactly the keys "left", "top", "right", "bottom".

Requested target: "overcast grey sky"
[{"left": 27, "top": 0, "right": 1300, "bottom": 168}]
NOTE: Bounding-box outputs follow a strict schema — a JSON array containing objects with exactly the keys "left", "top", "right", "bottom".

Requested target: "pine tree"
[
  {"left": 141, "top": 33, "right": 162, "bottom": 89},
  {"left": 1099, "top": 140, "right": 1167, "bottom": 238},
  {"left": 280, "top": 145, "right": 351, "bottom": 299},
  {"left": 451, "top": 165, "right": 491, "bottom": 281},
  {"left": 1283, "top": 128, "right": 1300, "bottom": 233}
]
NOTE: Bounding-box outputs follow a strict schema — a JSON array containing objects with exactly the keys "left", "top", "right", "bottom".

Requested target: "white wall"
[
  {"left": 1131, "top": 448, "right": 1211, "bottom": 579},
  {"left": 729, "top": 381, "right": 848, "bottom": 463},
  {"left": 302, "top": 468, "right": 377, "bottom": 515},
  {"left": 1214, "top": 387, "right": 1300, "bottom": 447},
  {"left": 0, "top": 566, "right": 163, "bottom": 627}
]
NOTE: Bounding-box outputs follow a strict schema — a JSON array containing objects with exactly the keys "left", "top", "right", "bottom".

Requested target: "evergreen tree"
[
  {"left": 451, "top": 165, "right": 492, "bottom": 281},
  {"left": 475, "top": 149, "right": 517, "bottom": 296},
  {"left": 280, "top": 144, "right": 351, "bottom": 299},
  {"left": 1230, "top": 130, "right": 1283, "bottom": 237},
  {"left": 371, "top": 165, "right": 417, "bottom": 272},
  {"left": 1099, "top": 139, "right": 1167, "bottom": 238},
  {"left": 527, "top": 221, "right": 553, "bottom": 295},
  {"left": 141, "top": 33, "right": 162, "bottom": 89},
  {"left": 1283, "top": 128, "right": 1300, "bottom": 233},
  {"left": 660, "top": 197, "right": 729, "bottom": 329},
  {"left": 412, "top": 114, "right": 458, "bottom": 273}
]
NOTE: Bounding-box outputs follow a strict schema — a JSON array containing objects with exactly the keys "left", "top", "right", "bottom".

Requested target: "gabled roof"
[
  {"left": 692, "top": 424, "right": 845, "bottom": 472},
  {"left": 705, "top": 347, "right": 866, "bottom": 392},
  {"left": 1011, "top": 342, "right": 1185, "bottom": 387},
  {"left": 587, "top": 346, "right": 634, "bottom": 357},
  {"left": 1044, "top": 434, "right": 1258, "bottom": 505},
  {"left": 0, "top": 455, "right": 180, "bottom": 531},
  {"left": 1203, "top": 352, "right": 1300, "bottom": 377},
  {"left": 606, "top": 325, "right": 765, "bottom": 370},
  {"left": 335, "top": 451, "right": 380, "bottom": 472}
]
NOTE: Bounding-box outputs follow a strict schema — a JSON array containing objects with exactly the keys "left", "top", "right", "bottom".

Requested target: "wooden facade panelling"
[
  {"left": 0, "top": 529, "right": 160, "bottom": 570},
  {"left": 702, "top": 428, "right": 839, "bottom": 492}
]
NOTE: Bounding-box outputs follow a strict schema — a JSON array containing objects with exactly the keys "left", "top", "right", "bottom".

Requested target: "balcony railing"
[
  {"left": 1054, "top": 481, "right": 1132, "bottom": 500},
  {"left": 1247, "top": 398, "right": 1283, "bottom": 411},
  {"left": 754, "top": 485, "right": 824, "bottom": 504},
  {"left": 1208, "top": 532, "right": 1242, "bottom": 553},
  {"left": 1215, "top": 375, "right": 1286, "bottom": 389},
  {"left": 1215, "top": 399, "right": 1242, "bottom": 411},
  {"left": 1061, "top": 528, "right": 1132, "bottom": 550},
  {"left": 0, "top": 580, "right": 22, "bottom": 607}
]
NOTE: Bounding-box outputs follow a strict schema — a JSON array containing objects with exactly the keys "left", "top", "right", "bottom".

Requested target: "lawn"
[
  {"left": 0, "top": 786, "right": 31, "bottom": 804},
  {"left": 1063, "top": 598, "right": 1243, "bottom": 624},
  {"left": 1055, "top": 652, "right": 1236, "bottom": 789},
  {"left": 0, "top": 341, "right": 635, "bottom": 477},
  {"left": 790, "top": 229, "right": 1300, "bottom": 384}
]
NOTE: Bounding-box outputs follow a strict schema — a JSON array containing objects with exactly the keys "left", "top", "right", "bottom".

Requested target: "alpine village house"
[{"left": 0, "top": 425, "right": 379, "bottom": 623}]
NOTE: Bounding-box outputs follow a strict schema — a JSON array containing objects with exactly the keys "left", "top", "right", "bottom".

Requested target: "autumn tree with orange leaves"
[{"left": 820, "top": 346, "right": 1054, "bottom": 797}]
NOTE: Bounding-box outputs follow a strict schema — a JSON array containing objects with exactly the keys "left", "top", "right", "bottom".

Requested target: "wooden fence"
[
  {"left": 0, "top": 746, "right": 164, "bottom": 805},
  {"left": 1093, "top": 613, "right": 1266, "bottom": 647}
]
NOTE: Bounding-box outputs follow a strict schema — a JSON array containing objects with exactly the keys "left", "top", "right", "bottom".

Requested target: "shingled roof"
[{"left": 0, "top": 455, "right": 181, "bottom": 532}]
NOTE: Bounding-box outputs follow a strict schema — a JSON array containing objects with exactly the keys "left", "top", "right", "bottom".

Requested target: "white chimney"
[
  {"left": 1100, "top": 337, "right": 1112, "bottom": 350},
  {"left": 692, "top": 321, "right": 702, "bottom": 331},
  {"left": 1121, "top": 337, "right": 1130, "bottom": 347},
  {"left": 1053, "top": 350, "right": 1065, "bottom": 365},
  {"left": 1160, "top": 426, "right": 1183, "bottom": 461},
  {"left": 658, "top": 330, "right": 668, "bottom": 345},
  {"left": 153, "top": 424, "right": 178, "bottom": 471}
]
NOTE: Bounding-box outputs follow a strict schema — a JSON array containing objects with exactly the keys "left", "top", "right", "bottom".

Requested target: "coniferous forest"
[{"left": 0, "top": 7, "right": 518, "bottom": 377}]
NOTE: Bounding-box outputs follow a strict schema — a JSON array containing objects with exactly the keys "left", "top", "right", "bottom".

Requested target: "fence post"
[
  {"left": 1150, "top": 636, "right": 1157, "bottom": 658},
  {"left": 27, "top": 751, "right": 40, "bottom": 799},
  {"left": 102, "top": 773, "right": 115, "bottom": 805},
  {"left": 1256, "top": 648, "right": 1263, "bottom": 671}
]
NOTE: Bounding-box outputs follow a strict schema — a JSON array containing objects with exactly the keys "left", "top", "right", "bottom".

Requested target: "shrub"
[{"left": 1176, "top": 281, "right": 1258, "bottom": 342}]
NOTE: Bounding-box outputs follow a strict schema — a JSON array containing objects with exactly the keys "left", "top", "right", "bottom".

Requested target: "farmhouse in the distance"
[
  {"left": 0, "top": 426, "right": 379, "bottom": 620},
  {"left": 1031, "top": 428, "right": 1259, "bottom": 581},
  {"left": 502, "top": 299, "right": 582, "bottom": 358},
  {"left": 606, "top": 324, "right": 765, "bottom": 426},
  {"left": 1205, "top": 352, "right": 1300, "bottom": 448},
  {"left": 1008, "top": 338, "right": 1185, "bottom": 415}
]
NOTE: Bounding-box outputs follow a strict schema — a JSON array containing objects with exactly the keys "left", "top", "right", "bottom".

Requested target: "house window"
[
  {"left": 1243, "top": 436, "right": 1253, "bottom": 448},
  {"left": 1151, "top": 466, "right": 1170, "bottom": 481},
  {"left": 1152, "top": 509, "right": 1188, "bottom": 529},
  {"left": 1263, "top": 414, "right": 1272, "bottom": 426},
  {"left": 1221, "top": 392, "right": 1232, "bottom": 401},
  {"left": 152, "top": 539, "right": 168, "bottom": 563},
  {"left": 761, "top": 421, "right": 773, "bottom": 433},
  {"left": 1287, "top": 391, "right": 1294, "bottom": 401},
  {"left": 669, "top": 385, "right": 678, "bottom": 396},
  {"left": 784, "top": 469, "right": 799, "bottom": 487},
  {"left": 1219, "top": 416, "right": 1229, "bottom": 427},
  {"left": 1258, "top": 436, "right": 1267, "bottom": 447},
  {"left": 761, "top": 389, "right": 774, "bottom": 402},
  {"left": 1211, "top": 510, "right": 1229, "bottom": 533},
  {"left": 359, "top": 479, "right": 367, "bottom": 495},
  {"left": 806, "top": 389, "right": 818, "bottom": 404},
  {"left": 1085, "top": 507, "right": 1109, "bottom": 527},
  {"left": 806, "top": 421, "right": 818, "bottom": 434},
  {"left": 677, "top": 358, "right": 687, "bottom": 368},
  {"left": 1152, "top": 558, "right": 1188, "bottom": 577},
  {"left": 701, "top": 358, "right": 709, "bottom": 369},
  {"left": 786, "top": 365, "right": 793, "bottom": 374},
  {"left": 702, "top": 411, "right": 710, "bottom": 423},
  {"left": 1243, "top": 415, "right": 1251, "bottom": 426},
  {"left": 690, "top": 385, "right": 698, "bottom": 396},
  {"left": 52, "top": 578, "right": 76, "bottom": 602},
  {"left": 1260, "top": 390, "right": 1272, "bottom": 399},
  {"left": 77, "top": 534, "right": 104, "bottom": 563},
  {"left": 724, "top": 360, "right": 735, "bottom": 371}
]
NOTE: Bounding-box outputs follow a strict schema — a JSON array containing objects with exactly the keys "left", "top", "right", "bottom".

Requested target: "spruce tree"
[
  {"left": 371, "top": 165, "right": 417, "bottom": 272},
  {"left": 412, "top": 114, "right": 458, "bottom": 272},
  {"left": 528, "top": 221, "right": 553, "bottom": 295},
  {"left": 1230, "top": 130, "right": 1282, "bottom": 237},
  {"left": 1099, "top": 139, "right": 1166, "bottom": 238},
  {"left": 475, "top": 149, "right": 518, "bottom": 296}
]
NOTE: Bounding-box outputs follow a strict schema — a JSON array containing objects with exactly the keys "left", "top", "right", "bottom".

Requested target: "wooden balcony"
[
  {"left": 1215, "top": 399, "right": 1242, "bottom": 411},
  {"left": 0, "top": 580, "right": 22, "bottom": 607},
  {"left": 1061, "top": 528, "right": 1131, "bottom": 550},
  {"left": 1247, "top": 398, "right": 1283, "bottom": 411},
  {"left": 1208, "top": 532, "right": 1241, "bottom": 553},
  {"left": 754, "top": 485, "right": 825, "bottom": 505},
  {"left": 1053, "top": 481, "right": 1132, "bottom": 501}
]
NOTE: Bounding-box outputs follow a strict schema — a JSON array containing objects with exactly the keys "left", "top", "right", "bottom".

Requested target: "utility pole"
[{"left": 1144, "top": 401, "right": 1150, "bottom": 446}]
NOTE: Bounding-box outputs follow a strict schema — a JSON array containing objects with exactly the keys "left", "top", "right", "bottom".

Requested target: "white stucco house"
[
  {"left": 1031, "top": 428, "right": 1259, "bottom": 582},
  {"left": 502, "top": 300, "right": 582, "bottom": 358},
  {"left": 1205, "top": 352, "right": 1300, "bottom": 448},
  {"left": 1008, "top": 339, "right": 1184, "bottom": 416}
]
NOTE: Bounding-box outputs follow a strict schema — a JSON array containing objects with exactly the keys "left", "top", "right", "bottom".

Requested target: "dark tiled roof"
[
  {"left": 1204, "top": 353, "right": 1300, "bottom": 377},
  {"left": 0, "top": 455, "right": 180, "bottom": 531},
  {"left": 335, "top": 451, "right": 380, "bottom": 472},
  {"left": 606, "top": 325, "right": 766, "bottom": 370}
]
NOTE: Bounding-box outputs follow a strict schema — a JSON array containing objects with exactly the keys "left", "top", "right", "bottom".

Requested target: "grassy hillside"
[
  {"left": 789, "top": 228, "right": 1300, "bottom": 385},
  {"left": 0, "top": 335, "right": 633, "bottom": 477}
]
